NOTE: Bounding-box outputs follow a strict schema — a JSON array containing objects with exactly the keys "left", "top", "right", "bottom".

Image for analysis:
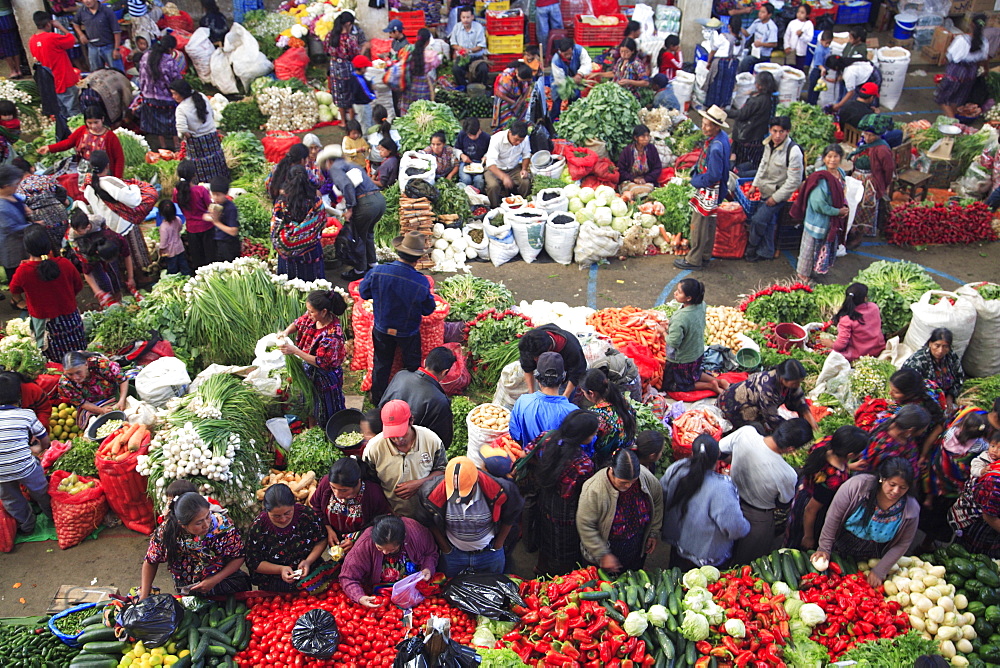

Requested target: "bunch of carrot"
[
  {"left": 96, "top": 422, "right": 150, "bottom": 462},
  {"left": 587, "top": 307, "right": 667, "bottom": 388}
]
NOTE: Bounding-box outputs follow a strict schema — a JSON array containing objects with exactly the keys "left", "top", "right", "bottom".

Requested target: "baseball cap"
[
  {"left": 480, "top": 444, "right": 514, "bottom": 478},
  {"left": 352, "top": 55, "right": 373, "bottom": 69},
  {"left": 859, "top": 82, "right": 879, "bottom": 97},
  {"left": 445, "top": 456, "right": 479, "bottom": 499},
  {"left": 534, "top": 351, "right": 565, "bottom": 380},
  {"left": 650, "top": 73, "right": 668, "bottom": 90},
  {"left": 381, "top": 400, "right": 411, "bottom": 439},
  {"left": 384, "top": 19, "right": 404, "bottom": 33}
]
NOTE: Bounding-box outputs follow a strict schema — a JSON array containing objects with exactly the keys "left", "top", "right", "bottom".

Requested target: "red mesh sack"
[
  {"left": 369, "top": 38, "right": 392, "bottom": 60},
  {"left": 275, "top": 47, "right": 309, "bottom": 85},
  {"left": 96, "top": 442, "right": 155, "bottom": 535},
  {"left": 565, "top": 146, "right": 599, "bottom": 181},
  {"left": 48, "top": 471, "right": 108, "bottom": 550},
  {"left": 712, "top": 202, "right": 748, "bottom": 260},
  {"left": 361, "top": 297, "right": 450, "bottom": 392},
  {"left": 438, "top": 342, "right": 471, "bottom": 396},
  {"left": 0, "top": 501, "right": 16, "bottom": 553},
  {"left": 40, "top": 440, "right": 71, "bottom": 471},
  {"left": 263, "top": 132, "right": 301, "bottom": 163},
  {"left": 591, "top": 158, "right": 619, "bottom": 186}
]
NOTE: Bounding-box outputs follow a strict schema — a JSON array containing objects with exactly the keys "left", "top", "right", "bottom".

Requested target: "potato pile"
[
  {"left": 257, "top": 470, "right": 319, "bottom": 504},
  {"left": 469, "top": 404, "right": 511, "bottom": 432},
  {"left": 705, "top": 306, "right": 756, "bottom": 351}
]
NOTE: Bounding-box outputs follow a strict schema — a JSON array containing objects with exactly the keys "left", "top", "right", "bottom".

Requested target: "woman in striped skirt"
[
  {"left": 14, "top": 159, "right": 69, "bottom": 251},
  {"left": 170, "top": 80, "right": 229, "bottom": 183},
  {"left": 9, "top": 226, "right": 86, "bottom": 362}
]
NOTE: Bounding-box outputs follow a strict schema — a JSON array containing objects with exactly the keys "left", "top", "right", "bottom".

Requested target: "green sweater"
[{"left": 667, "top": 302, "right": 706, "bottom": 364}]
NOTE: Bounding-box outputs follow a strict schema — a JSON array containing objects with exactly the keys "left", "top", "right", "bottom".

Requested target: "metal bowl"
[{"left": 85, "top": 411, "right": 128, "bottom": 441}]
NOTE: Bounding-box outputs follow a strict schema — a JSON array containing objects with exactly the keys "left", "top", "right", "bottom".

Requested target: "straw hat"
[
  {"left": 163, "top": 2, "right": 180, "bottom": 16},
  {"left": 702, "top": 105, "right": 730, "bottom": 129},
  {"left": 392, "top": 231, "right": 429, "bottom": 257},
  {"left": 315, "top": 144, "right": 343, "bottom": 168}
]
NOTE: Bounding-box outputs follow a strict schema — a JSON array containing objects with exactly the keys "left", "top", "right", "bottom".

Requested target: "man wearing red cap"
[
  {"left": 362, "top": 400, "right": 447, "bottom": 517},
  {"left": 416, "top": 456, "right": 524, "bottom": 577},
  {"left": 350, "top": 55, "right": 376, "bottom": 131},
  {"left": 839, "top": 82, "right": 879, "bottom": 133}
]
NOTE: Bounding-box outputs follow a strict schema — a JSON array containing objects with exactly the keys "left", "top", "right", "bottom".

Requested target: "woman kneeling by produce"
[
  {"left": 141, "top": 492, "right": 251, "bottom": 599},
  {"left": 813, "top": 456, "right": 919, "bottom": 588},
  {"left": 339, "top": 515, "right": 438, "bottom": 608},
  {"left": 58, "top": 350, "right": 129, "bottom": 427},
  {"left": 659, "top": 278, "right": 729, "bottom": 397},
  {"left": 858, "top": 404, "right": 932, "bottom": 475},
  {"left": 717, "top": 359, "right": 818, "bottom": 434},
  {"left": 310, "top": 456, "right": 392, "bottom": 556},
  {"left": 245, "top": 483, "right": 327, "bottom": 592}
]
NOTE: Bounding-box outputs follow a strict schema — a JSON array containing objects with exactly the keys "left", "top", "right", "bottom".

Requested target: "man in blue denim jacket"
[{"left": 359, "top": 231, "right": 436, "bottom": 404}]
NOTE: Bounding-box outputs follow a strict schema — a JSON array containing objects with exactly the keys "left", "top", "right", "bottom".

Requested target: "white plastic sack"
[
  {"left": 135, "top": 356, "right": 191, "bottom": 407},
  {"left": 902, "top": 290, "right": 977, "bottom": 360},
  {"left": 209, "top": 48, "right": 239, "bottom": 95},
  {"left": 817, "top": 70, "right": 840, "bottom": 107},
  {"left": 252, "top": 333, "right": 286, "bottom": 375},
  {"left": 398, "top": 151, "right": 436, "bottom": 193},
  {"left": 844, "top": 176, "right": 863, "bottom": 232},
  {"left": 878, "top": 336, "right": 911, "bottom": 368},
  {"left": 876, "top": 47, "right": 910, "bottom": 111},
  {"left": 185, "top": 28, "right": 214, "bottom": 81},
  {"left": 530, "top": 155, "right": 566, "bottom": 179},
  {"left": 778, "top": 66, "right": 806, "bottom": 104},
  {"left": 545, "top": 212, "right": 580, "bottom": 265},
  {"left": 266, "top": 417, "right": 294, "bottom": 450},
  {"left": 672, "top": 72, "right": 695, "bottom": 110},
  {"left": 508, "top": 209, "right": 546, "bottom": 263},
  {"left": 492, "top": 360, "right": 528, "bottom": 410},
  {"left": 808, "top": 351, "right": 852, "bottom": 408},
  {"left": 244, "top": 367, "right": 282, "bottom": 397},
  {"left": 732, "top": 73, "right": 756, "bottom": 109},
  {"left": 956, "top": 283, "right": 1000, "bottom": 377},
  {"left": 534, "top": 188, "right": 568, "bottom": 213},
  {"left": 464, "top": 221, "right": 490, "bottom": 261},
  {"left": 123, "top": 396, "right": 156, "bottom": 427},
  {"left": 465, "top": 403, "right": 508, "bottom": 467},
  {"left": 226, "top": 23, "right": 273, "bottom": 90},
  {"left": 574, "top": 221, "right": 622, "bottom": 265},
  {"left": 484, "top": 209, "right": 519, "bottom": 267}
]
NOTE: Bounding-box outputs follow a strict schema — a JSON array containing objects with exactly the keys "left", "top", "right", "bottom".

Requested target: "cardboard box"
[
  {"left": 46, "top": 585, "right": 119, "bottom": 614},
  {"left": 889, "top": 37, "right": 914, "bottom": 49},
  {"left": 970, "top": 0, "right": 999, "bottom": 11},
  {"left": 921, "top": 26, "right": 958, "bottom": 66}
]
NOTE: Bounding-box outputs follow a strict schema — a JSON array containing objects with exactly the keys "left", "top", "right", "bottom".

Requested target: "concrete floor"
[{"left": 0, "top": 29, "right": 993, "bottom": 619}]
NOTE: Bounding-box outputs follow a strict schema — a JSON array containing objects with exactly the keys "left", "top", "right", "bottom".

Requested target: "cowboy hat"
[
  {"left": 315, "top": 144, "right": 343, "bottom": 168},
  {"left": 392, "top": 231, "right": 429, "bottom": 257},
  {"left": 702, "top": 105, "right": 730, "bottom": 129},
  {"left": 696, "top": 17, "right": 723, "bottom": 29}
]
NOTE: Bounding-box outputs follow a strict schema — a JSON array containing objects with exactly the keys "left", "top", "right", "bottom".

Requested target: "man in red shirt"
[{"left": 29, "top": 11, "right": 81, "bottom": 125}]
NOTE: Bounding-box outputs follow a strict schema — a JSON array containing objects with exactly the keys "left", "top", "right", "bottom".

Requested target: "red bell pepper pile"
[
  {"left": 697, "top": 565, "right": 790, "bottom": 667},
  {"left": 234, "top": 584, "right": 475, "bottom": 668},
  {"left": 796, "top": 568, "right": 909, "bottom": 660},
  {"left": 508, "top": 566, "right": 654, "bottom": 668},
  {"left": 886, "top": 200, "right": 998, "bottom": 247}
]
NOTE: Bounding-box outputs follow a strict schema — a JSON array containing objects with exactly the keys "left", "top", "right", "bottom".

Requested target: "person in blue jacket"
[
  {"left": 674, "top": 106, "right": 731, "bottom": 272},
  {"left": 358, "top": 231, "right": 436, "bottom": 405},
  {"left": 509, "top": 352, "right": 577, "bottom": 448}
]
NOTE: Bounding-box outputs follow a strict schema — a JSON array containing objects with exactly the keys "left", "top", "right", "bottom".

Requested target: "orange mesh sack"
[
  {"left": 48, "top": 471, "right": 108, "bottom": 550},
  {"left": 96, "top": 442, "right": 155, "bottom": 535}
]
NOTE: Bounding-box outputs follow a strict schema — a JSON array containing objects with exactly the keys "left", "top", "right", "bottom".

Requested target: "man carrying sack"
[{"left": 674, "top": 106, "right": 731, "bottom": 272}]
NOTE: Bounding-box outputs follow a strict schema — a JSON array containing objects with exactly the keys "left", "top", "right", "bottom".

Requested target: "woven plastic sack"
[
  {"left": 670, "top": 408, "right": 723, "bottom": 459},
  {"left": 0, "top": 501, "right": 16, "bottom": 553},
  {"left": 263, "top": 132, "right": 301, "bottom": 164},
  {"left": 360, "top": 297, "right": 449, "bottom": 392},
  {"left": 712, "top": 202, "right": 748, "bottom": 259},
  {"left": 275, "top": 46, "right": 309, "bottom": 85},
  {"left": 902, "top": 290, "right": 977, "bottom": 361},
  {"left": 956, "top": 283, "right": 1000, "bottom": 378},
  {"left": 466, "top": 403, "right": 509, "bottom": 468},
  {"left": 351, "top": 299, "right": 374, "bottom": 372},
  {"left": 544, "top": 212, "right": 580, "bottom": 265},
  {"left": 438, "top": 343, "right": 471, "bottom": 396},
  {"left": 48, "top": 470, "right": 108, "bottom": 550},
  {"left": 508, "top": 209, "right": 546, "bottom": 263},
  {"left": 96, "top": 442, "right": 155, "bottom": 535},
  {"left": 484, "top": 209, "right": 519, "bottom": 267}
]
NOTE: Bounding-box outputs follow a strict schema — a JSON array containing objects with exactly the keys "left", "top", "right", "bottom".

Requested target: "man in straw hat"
[
  {"left": 416, "top": 456, "right": 524, "bottom": 577},
  {"left": 359, "top": 231, "right": 437, "bottom": 405},
  {"left": 316, "top": 144, "right": 386, "bottom": 282},
  {"left": 674, "top": 106, "right": 731, "bottom": 272}
]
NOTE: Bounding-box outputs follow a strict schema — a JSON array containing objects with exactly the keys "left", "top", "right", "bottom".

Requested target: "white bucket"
[
  {"left": 732, "top": 72, "right": 756, "bottom": 109},
  {"left": 778, "top": 66, "right": 806, "bottom": 104},
  {"left": 530, "top": 154, "right": 566, "bottom": 179},
  {"left": 672, "top": 71, "right": 696, "bottom": 111},
  {"left": 877, "top": 46, "right": 911, "bottom": 111},
  {"left": 754, "top": 62, "right": 783, "bottom": 88}
]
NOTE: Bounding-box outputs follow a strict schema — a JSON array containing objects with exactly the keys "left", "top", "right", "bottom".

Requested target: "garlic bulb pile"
[{"left": 256, "top": 87, "right": 319, "bottom": 132}]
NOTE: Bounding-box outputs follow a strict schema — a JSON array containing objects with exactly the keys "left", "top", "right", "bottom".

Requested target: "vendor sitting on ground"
[
  {"left": 339, "top": 514, "right": 437, "bottom": 608},
  {"left": 617, "top": 124, "right": 661, "bottom": 195},
  {"left": 244, "top": 483, "right": 327, "bottom": 593},
  {"left": 484, "top": 120, "right": 532, "bottom": 209},
  {"left": 58, "top": 350, "right": 128, "bottom": 426},
  {"left": 717, "top": 359, "right": 820, "bottom": 434}
]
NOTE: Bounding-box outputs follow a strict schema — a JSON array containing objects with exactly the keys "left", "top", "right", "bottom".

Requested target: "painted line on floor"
[
  {"left": 850, "top": 250, "right": 964, "bottom": 285},
  {"left": 860, "top": 241, "right": 887, "bottom": 247},
  {"left": 902, "top": 86, "right": 937, "bottom": 90},
  {"left": 588, "top": 263, "right": 599, "bottom": 309},
  {"left": 783, "top": 250, "right": 798, "bottom": 272},
  {"left": 655, "top": 270, "right": 692, "bottom": 306}
]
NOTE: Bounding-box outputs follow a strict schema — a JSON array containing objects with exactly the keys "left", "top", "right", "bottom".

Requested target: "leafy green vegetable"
[
  {"left": 434, "top": 88, "right": 494, "bottom": 121},
  {"left": 783, "top": 636, "right": 829, "bottom": 668},
  {"left": 817, "top": 408, "right": 854, "bottom": 438},
  {"left": 555, "top": 82, "right": 641, "bottom": 158},
  {"left": 668, "top": 119, "right": 703, "bottom": 156},
  {"left": 743, "top": 288, "right": 819, "bottom": 325},
  {"left": 850, "top": 356, "right": 896, "bottom": 401},
  {"left": 775, "top": 102, "right": 835, "bottom": 164},
  {"left": 136, "top": 274, "right": 194, "bottom": 371},
  {"left": 853, "top": 261, "right": 938, "bottom": 335},
  {"left": 467, "top": 312, "right": 530, "bottom": 363},
  {"left": 89, "top": 303, "right": 149, "bottom": 353},
  {"left": 0, "top": 336, "right": 47, "bottom": 379},
  {"left": 963, "top": 374, "right": 1000, "bottom": 411},
  {"left": 287, "top": 427, "right": 341, "bottom": 474},
  {"left": 530, "top": 175, "right": 565, "bottom": 196},
  {"left": 476, "top": 647, "right": 525, "bottom": 667},
  {"left": 437, "top": 275, "right": 515, "bottom": 323},
  {"left": 810, "top": 284, "right": 846, "bottom": 322},
  {"left": 375, "top": 183, "right": 401, "bottom": 249},
  {"left": 220, "top": 99, "right": 266, "bottom": 133},
  {"left": 394, "top": 100, "right": 461, "bottom": 152},
  {"left": 450, "top": 396, "right": 476, "bottom": 459},
  {"left": 222, "top": 131, "right": 267, "bottom": 182},
  {"left": 475, "top": 339, "right": 523, "bottom": 391},
  {"left": 645, "top": 181, "right": 695, "bottom": 239},
  {"left": 55, "top": 437, "right": 100, "bottom": 478},
  {"left": 434, "top": 178, "right": 471, "bottom": 219},
  {"left": 123, "top": 162, "right": 160, "bottom": 184},
  {"left": 233, "top": 193, "right": 272, "bottom": 239},
  {"left": 836, "top": 631, "right": 939, "bottom": 667},
  {"left": 115, "top": 129, "right": 149, "bottom": 167}
]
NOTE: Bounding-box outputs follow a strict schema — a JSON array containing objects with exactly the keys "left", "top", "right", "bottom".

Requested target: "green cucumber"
[
  {"left": 787, "top": 548, "right": 808, "bottom": 575},
  {"left": 685, "top": 638, "right": 698, "bottom": 665},
  {"left": 79, "top": 613, "right": 106, "bottom": 627},
  {"left": 579, "top": 591, "right": 612, "bottom": 601},
  {"left": 654, "top": 628, "right": 675, "bottom": 660},
  {"left": 668, "top": 588, "right": 681, "bottom": 617},
  {"left": 782, "top": 553, "right": 800, "bottom": 589},
  {"left": 198, "top": 627, "right": 234, "bottom": 645},
  {"left": 82, "top": 641, "right": 127, "bottom": 654},
  {"left": 77, "top": 627, "right": 117, "bottom": 644},
  {"left": 193, "top": 635, "right": 210, "bottom": 663},
  {"left": 644, "top": 583, "right": 656, "bottom": 607}
]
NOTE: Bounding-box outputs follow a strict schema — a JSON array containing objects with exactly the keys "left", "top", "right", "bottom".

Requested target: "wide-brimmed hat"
[
  {"left": 697, "top": 17, "right": 723, "bottom": 29},
  {"left": 315, "top": 144, "right": 343, "bottom": 168},
  {"left": 702, "top": 105, "right": 730, "bottom": 129},
  {"left": 392, "top": 231, "right": 429, "bottom": 257}
]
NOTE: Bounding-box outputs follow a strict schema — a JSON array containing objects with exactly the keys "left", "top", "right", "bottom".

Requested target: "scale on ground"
[{"left": 926, "top": 124, "right": 961, "bottom": 161}]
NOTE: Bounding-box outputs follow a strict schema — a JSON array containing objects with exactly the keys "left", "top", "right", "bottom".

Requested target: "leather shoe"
[
  {"left": 673, "top": 259, "right": 703, "bottom": 271},
  {"left": 340, "top": 269, "right": 366, "bottom": 281},
  {"left": 747, "top": 255, "right": 771, "bottom": 263}
]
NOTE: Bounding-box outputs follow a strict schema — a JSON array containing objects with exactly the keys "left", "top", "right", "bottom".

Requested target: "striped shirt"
[
  {"left": 445, "top": 489, "right": 494, "bottom": 551},
  {"left": 0, "top": 408, "right": 46, "bottom": 483}
]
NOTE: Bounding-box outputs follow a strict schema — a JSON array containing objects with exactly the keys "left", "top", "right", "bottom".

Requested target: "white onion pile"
[{"left": 430, "top": 223, "right": 476, "bottom": 273}]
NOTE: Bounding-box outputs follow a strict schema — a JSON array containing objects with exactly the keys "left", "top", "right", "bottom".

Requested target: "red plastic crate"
[
  {"left": 574, "top": 14, "right": 627, "bottom": 47},
  {"left": 487, "top": 53, "right": 519, "bottom": 72},
  {"left": 486, "top": 9, "right": 524, "bottom": 36},
  {"left": 806, "top": 2, "right": 837, "bottom": 20},
  {"left": 389, "top": 10, "right": 425, "bottom": 40}
]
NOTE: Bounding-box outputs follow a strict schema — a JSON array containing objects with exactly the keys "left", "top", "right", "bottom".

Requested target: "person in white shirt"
[
  {"left": 830, "top": 55, "right": 880, "bottom": 113},
  {"left": 448, "top": 6, "right": 488, "bottom": 88},
  {"left": 483, "top": 120, "right": 532, "bottom": 208},
  {"left": 935, "top": 14, "right": 989, "bottom": 118},
  {"left": 720, "top": 418, "right": 813, "bottom": 564},
  {"left": 739, "top": 2, "right": 778, "bottom": 73},
  {"left": 783, "top": 4, "right": 814, "bottom": 72}
]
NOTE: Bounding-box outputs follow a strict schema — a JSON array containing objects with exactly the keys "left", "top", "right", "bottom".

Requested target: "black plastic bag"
[
  {"left": 292, "top": 609, "right": 340, "bottom": 659},
  {"left": 115, "top": 594, "right": 183, "bottom": 648},
  {"left": 392, "top": 633, "right": 481, "bottom": 667},
  {"left": 335, "top": 222, "right": 366, "bottom": 269},
  {"left": 405, "top": 180, "right": 439, "bottom": 202},
  {"left": 442, "top": 574, "right": 524, "bottom": 623}
]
